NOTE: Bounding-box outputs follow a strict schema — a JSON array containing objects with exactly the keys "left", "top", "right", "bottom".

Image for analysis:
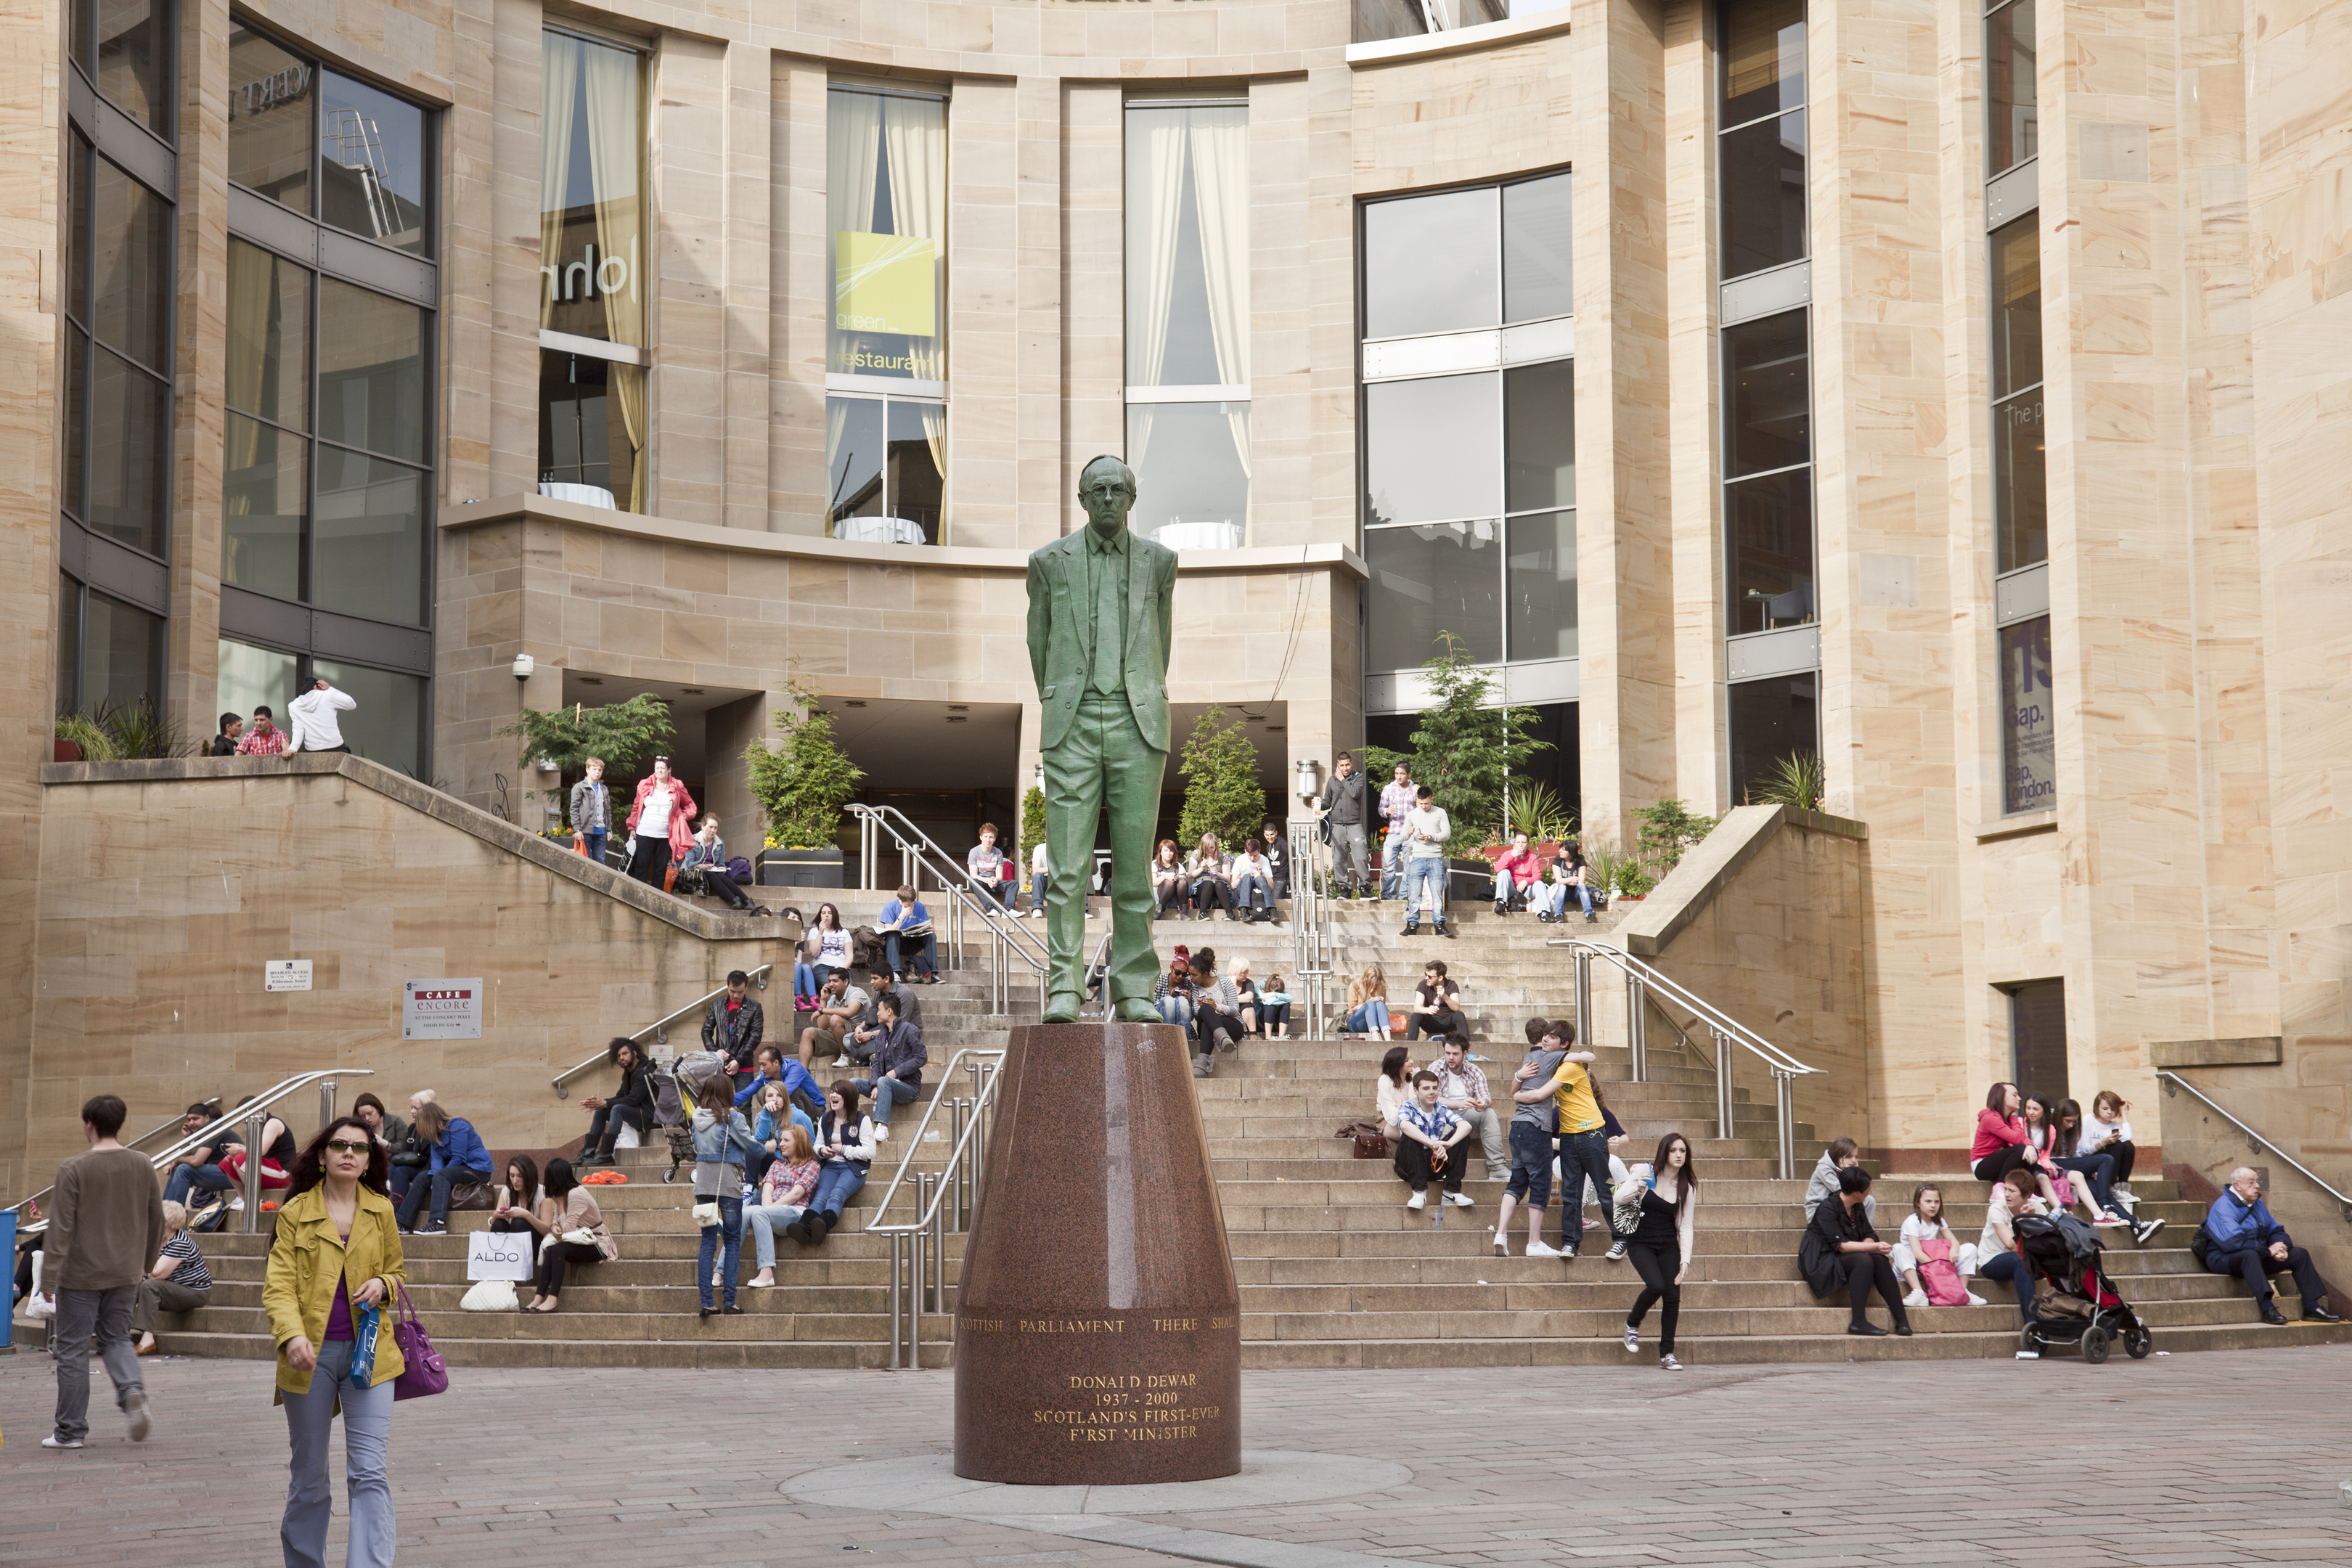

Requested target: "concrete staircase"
[{"left": 128, "top": 896, "right": 2352, "bottom": 1368}]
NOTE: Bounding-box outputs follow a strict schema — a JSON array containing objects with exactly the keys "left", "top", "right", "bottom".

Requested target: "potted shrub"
[
  {"left": 745, "top": 679, "right": 865, "bottom": 887},
  {"left": 499, "top": 691, "right": 677, "bottom": 841}
]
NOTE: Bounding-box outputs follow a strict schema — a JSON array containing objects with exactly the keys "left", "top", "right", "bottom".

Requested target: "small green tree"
[
  {"left": 1633, "top": 799, "right": 1717, "bottom": 879},
  {"left": 498, "top": 693, "right": 675, "bottom": 777},
  {"left": 1176, "top": 706, "right": 1270, "bottom": 852},
  {"left": 1019, "top": 784, "right": 1049, "bottom": 865},
  {"left": 1405, "top": 631, "right": 1551, "bottom": 844},
  {"left": 743, "top": 679, "right": 865, "bottom": 849}
]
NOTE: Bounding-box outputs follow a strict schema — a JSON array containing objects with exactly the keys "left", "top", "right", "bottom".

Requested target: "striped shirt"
[{"left": 159, "top": 1230, "right": 212, "bottom": 1291}]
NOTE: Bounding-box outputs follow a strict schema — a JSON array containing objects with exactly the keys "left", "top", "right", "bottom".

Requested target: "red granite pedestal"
[{"left": 953, "top": 1021, "right": 1242, "bottom": 1484}]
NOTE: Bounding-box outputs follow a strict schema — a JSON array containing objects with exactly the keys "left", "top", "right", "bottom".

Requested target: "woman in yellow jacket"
[{"left": 264, "top": 1116, "right": 408, "bottom": 1568}]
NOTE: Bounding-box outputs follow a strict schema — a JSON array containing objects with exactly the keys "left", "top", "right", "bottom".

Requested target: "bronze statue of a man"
[{"left": 1026, "top": 455, "right": 1177, "bottom": 1024}]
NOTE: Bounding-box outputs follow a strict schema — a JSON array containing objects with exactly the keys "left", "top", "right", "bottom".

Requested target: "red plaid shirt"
[{"left": 235, "top": 725, "right": 287, "bottom": 756}]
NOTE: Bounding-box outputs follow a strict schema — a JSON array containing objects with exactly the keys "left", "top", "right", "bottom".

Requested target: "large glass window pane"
[
  {"left": 229, "top": 23, "right": 314, "bottom": 211},
  {"left": 1728, "top": 671, "right": 1818, "bottom": 806},
  {"left": 91, "top": 157, "right": 168, "bottom": 370},
  {"left": 226, "top": 238, "right": 309, "bottom": 430},
  {"left": 2008, "top": 978, "right": 2067, "bottom": 1101},
  {"left": 313, "top": 448, "right": 425, "bottom": 624},
  {"left": 86, "top": 346, "right": 168, "bottom": 555},
  {"left": 1720, "top": 0, "right": 1806, "bottom": 126},
  {"left": 1127, "top": 401, "right": 1249, "bottom": 547},
  {"left": 1993, "top": 391, "right": 2046, "bottom": 573},
  {"left": 1503, "top": 173, "right": 1574, "bottom": 323},
  {"left": 1504, "top": 360, "right": 1575, "bottom": 513},
  {"left": 1364, "top": 372, "right": 1501, "bottom": 526},
  {"left": 81, "top": 589, "right": 163, "bottom": 713},
  {"left": 1990, "top": 215, "right": 2041, "bottom": 401},
  {"left": 1363, "top": 187, "right": 1498, "bottom": 340},
  {"left": 1726, "top": 467, "right": 1814, "bottom": 634},
  {"left": 1365, "top": 522, "right": 1503, "bottom": 671},
  {"left": 57, "top": 576, "right": 81, "bottom": 713},
  {"left": 311, "top": 658, "right": 424, "bottom": 777},
  {"left": 62, "top": 323, "right": 88, "bottom": 523},
  {"left": 65, "top": 135, "right": 89, "bottom": 327},
  {"left": 1724, "top": 310, "right": 1810, "bottom": 476},
  {"left": 1506, "top": 510, "right": 1577, "bottom": 662},
  {"left": 825, "top": 395, "right": 885, "bottom": 534},
  {"left": 223, "top": 412, "right": 305, "bottom": 600},
  {"left": 1124, "top": 102, "right": 1246, "bottom": 388},
  {"left": 95, "top": 0, "right": 173, "bottom": 139},
  {"left": 1985, "top": 0, "right": 2037, "bottom": 177},
  {"left": 541, "top": 31, "right": 644, "bottom": 348},
  {"left": 538, "top": 351, "right": 640, "bottom": 509},
  {"left": 218, "top": 637, "right": 298, "bottom": 727},
  {"left": 318, "top": 279, "right": 425, "bottom": 462},
  {"left": 1720, "top": 111, "right": 1808, "bottom": 278},
  {"left": 885, "top": 399, "right": 947, "bottom": 544},
  {"left": 321, "top": 70, "right": 429, "bottom": 253},
  {"left": 831, "top": 89, "right": 949, "bottom": 381},
  {"left": 2000, "top": 616, "right": 2055, "bottom": 814}
]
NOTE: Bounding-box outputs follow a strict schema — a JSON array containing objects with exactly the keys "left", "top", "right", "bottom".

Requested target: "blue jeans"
[
  {"left": 1236, "top": 873, "right": 1273, "bottom": 910},
  {"left": 745, "top": 1204, "right": 807, "bottom": 1270},
  {"left": 857, "top": 1074, "right": 920, "bottom": 1124},
  {"left": 396, "top": 1164, "right": 491, "bottom": 1230},
  {"left": 1980, "top": 1251, "right": 2037, "bottom": 1320},
  {"left": 811, "top": 1161, "right": 866, "bottom": 1221},
  {"left": 793, "top": 962, "right": 819, "bottom": 1003},
  {"left": 1556, "top": 1129, "right": 1614, "bottom": 1253},
  {"left": 975, "top": 877, "right": 1014, "bottom": 910},
  {"left": 163, "top": 1161, "right": 233, "bottom": 1206},
  {"left": 582, "top": 830, "right": 608, "bottom": 867},
  {"left": 1344, "top": 997, "right": 1390, "bottom": 1036},
  {"left": 1381, "top": 826, "right": 1405, "bottom": 899},
  {"left": 1493, "top": 869, "right": 1528, "bottom": 907},
  {"left": 698, "top": 1193, "right": 743, "bottom": 1309},
  {"left": 1504, "top": 1122, "right": 1554, "bottom": 1207},
  {"left": 1405, "top": 858, "right": 1447, "bottom": 920},
  {"left": 1029, "top": 870, "right": 1048, "bottom": 911},
  {"left": 884, "top": 930, "right": 939, "bottom": 979},
  {"left": 1158, "top": 995, "right": 1194, "bottom": 1029},
  {"left": 282, "top": 1337, "right": 395, "bottom": 1568}
]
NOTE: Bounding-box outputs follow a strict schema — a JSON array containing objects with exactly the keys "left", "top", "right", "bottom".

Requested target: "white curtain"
[
  {"left": 539, "top": 33, "right": 579, "bottom": 330},
  {"left": 581, "top": 41, "right": 644, "bottom": 509},
  {"left": 1124, "top": 110, "right": 1188, "bottom": 423},
  {"left": 828, "top": 91, "right": 883, "bottom": 374},
  {"left": 919, "top": 401, "right": 947, "bottom": 535},
  {"left": 1187, "top": 107, "right": 1251, "bottom": 510},
  {"left": 882, "top": 97, "right": 945, "bottom": 381}
]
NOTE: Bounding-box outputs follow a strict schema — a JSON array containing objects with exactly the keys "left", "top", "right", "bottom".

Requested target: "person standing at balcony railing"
[
  {"left": 569, "top": 757, "right": 613, "bottom": 867},
  {"left": 285, "top": 678, "right": 356, "bottom": 756}
]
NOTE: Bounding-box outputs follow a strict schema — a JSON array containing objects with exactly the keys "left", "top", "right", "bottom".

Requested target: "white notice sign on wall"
[
  {"left": 403, "top": 979, "right": 483, "bottom": 1040},
  {"left": 265, "top": 960, "right": 313, "bottom": 992}
]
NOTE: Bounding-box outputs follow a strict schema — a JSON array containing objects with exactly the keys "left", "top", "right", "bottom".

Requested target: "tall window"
[
  {"left": 1718, "top": 0, "right": 1805, "bottom": 282},
  {"left": 1358, "top": 173, "right": 1575, "bottom": 675},
  {"left": 218, "top": 637, "right": 425, "bottom": 777},
  {"left": 1990, "top": 221, "right": 2044, "bottom": 573},
  {"left": 2007, "top": 978, "right": 2066, "bottom": 1101},
  {"left": 1126, "top": 99, "right": 1249, "bottom": 550},
  {"left": 539, "top": 28, "right": 645, "bottom": 512},
  {"left": 826, "top": 83, "right": 947, "bottom": 545},
  {"left": 1985, "top": 0, "right": 2037, "bottom": 178},
  {"left": 1999, "top": 616, "right": 2054, "bottom": 813},
  {"left": 58, "top": 0, "right": 176, "bottom": 716}
]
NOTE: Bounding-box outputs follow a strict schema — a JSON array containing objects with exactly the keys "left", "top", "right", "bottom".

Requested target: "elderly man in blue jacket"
[{"left": 2202, "top": 1167, "right": 2343, "bottom": 1326}]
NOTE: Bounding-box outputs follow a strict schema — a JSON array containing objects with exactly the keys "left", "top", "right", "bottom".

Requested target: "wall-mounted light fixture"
[{"left": 1294, "top": 758, "right": 1321, "bottom": 804}]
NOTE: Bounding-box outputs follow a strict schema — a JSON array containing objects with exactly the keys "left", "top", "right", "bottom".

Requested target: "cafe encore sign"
[{"left": 403, "top": 979, "right": 484, "bottom": 1040}]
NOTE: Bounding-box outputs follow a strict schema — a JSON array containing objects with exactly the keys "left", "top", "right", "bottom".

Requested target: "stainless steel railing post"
[
  {"left": 1714, "top": 1029, "right": 1735, "bottom": 1141},
  {"left": 911, "top": 1176, "right": 929, "bottom": 1352},
  {"left": 1774, "top": 1071, "right": 1796, "bottom": 1180},
  {"left": 929, "top": 1177, "right": 947, "bottom": 1314},
  {"left": 887, "top": 1230, "right": 903, "bottom": 1368},
  {"left": 318, "top": 1079, "right": 338, "bottom": 1135},
  {"left": 242, "top": 1114, "right": 267, "bottom": 1233},
  {"left": 948, "top": 1098, "right": 964, "bottom": 1228},
  {"left": 1625, "top": 975, "right": 1648, "bottom": 1083}
]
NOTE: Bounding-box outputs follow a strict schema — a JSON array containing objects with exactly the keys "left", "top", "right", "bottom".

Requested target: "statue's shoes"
[
  {"left": 1042, "top": 993, "right": 1083, "bottom": 1024},
  {"left": 1112, "top": 998, "right": 1161, "bottom": 1025}
]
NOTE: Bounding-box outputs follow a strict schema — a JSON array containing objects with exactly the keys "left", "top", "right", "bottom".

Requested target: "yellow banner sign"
[{"left": 836, "top": 232, "right": 936, "bottom": 337}]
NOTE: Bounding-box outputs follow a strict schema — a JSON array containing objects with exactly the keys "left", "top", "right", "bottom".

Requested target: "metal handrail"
[
  {"left": 550, "top": 965, "right": 772, "bottom": 1096},
  {"left": 862, "top": 1046, "right": 1008, "bottom": 1368},
  {"left": 7, "top": 1069, "right": 372, "bottom": 1235},
  {"left": 1286, "top": 822, "right": 1334, "bottom": 1038},
  {"left": 849, "top": 804, "right": 1047, "bottom": 1014},
  {"left": 1549, "top": 937, "right": 1818, "bottom": 1179},
  {"left": 1083, "top": 929, "right": 1114, "bottom": 1018},
  {"left": 2158, "top": 1071, "right": 2352, "bottom": 1225}
]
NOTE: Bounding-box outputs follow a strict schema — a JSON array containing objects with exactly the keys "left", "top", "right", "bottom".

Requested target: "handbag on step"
[{"left": 1336, "top": 1120, "right": 1390, "bottom": 1160}]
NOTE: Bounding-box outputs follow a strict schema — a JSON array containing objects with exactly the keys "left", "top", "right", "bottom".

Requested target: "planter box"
[{"left": 759, "top": 847, "right": 846, "bottom": 889}]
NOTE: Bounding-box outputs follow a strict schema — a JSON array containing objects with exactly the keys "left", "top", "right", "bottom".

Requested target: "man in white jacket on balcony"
[{"left": 286, "top": 679, "right": 356, "bottom": 755}]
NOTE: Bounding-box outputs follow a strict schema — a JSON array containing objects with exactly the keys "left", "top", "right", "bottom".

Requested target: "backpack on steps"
[{"left": 1915, "top": 1236, "right": 1969, "bottom": 1306}]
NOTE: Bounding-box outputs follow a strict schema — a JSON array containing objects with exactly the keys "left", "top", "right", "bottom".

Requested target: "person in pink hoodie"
[{"left": 624, "top": 756, "right": 697, "bottom": 887}]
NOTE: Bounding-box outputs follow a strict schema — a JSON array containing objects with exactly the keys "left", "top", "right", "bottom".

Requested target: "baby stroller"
[
  {"left": 2015, "top": 1213, "right": 2152, "bottom": 1363},
  {"left": 656, "top": 1049, "right": 732, "bottom": 1185}
]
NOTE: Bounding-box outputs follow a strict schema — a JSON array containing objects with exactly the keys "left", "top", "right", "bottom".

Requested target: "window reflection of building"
[
  {"left": 826, "top": 82, "right": 947, "bottom": 545},
  {"left": 1126, "top": 98, "right": 1249, "bottom": 550},
  {"left": 1357, "top": 172, "right": 1575, "bottom": 677},
  {"left": 539, "top": 28, "right": 646, "bottom": 513}
]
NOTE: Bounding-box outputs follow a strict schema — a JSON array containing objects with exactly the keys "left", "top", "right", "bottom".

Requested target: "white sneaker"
[
  {"left": 1493, "top": 1233, "right": 1509, "bottom": 1256},
  {"left": 1965, "top": 1293, "right": 1988, "bottom": 1306},
  {"left": 1445, "top": 1191, "right": 1474, "bottom": 1209},
  {"left": 1903, "top": 1289, "right": 1928, "bottom": 1307},
  {"left": 1659, "top": 1354, "right": 1683, "bottom": 1371},
  {"left": 1405, "top": 1191, "right": 1426, "bottom": 1211},
  {"left": 226, "top": 1196, "right": 246, "bottom": 1212},
  {"left": 40, "top": 1434, "right": 82, "bottom": 1449},
  {"left": 1622, "top": 1323, "right": 1639, "bottom": 1352},
  {"left": 1524, "top": 1240, "right": 1563, "bottom": 1258},
  {"left": 123, "top": 1389, "right": 150, "bottom": 1443},
  {"left": 872, "top": 1126, "right": 888, "bottom": 1140}
]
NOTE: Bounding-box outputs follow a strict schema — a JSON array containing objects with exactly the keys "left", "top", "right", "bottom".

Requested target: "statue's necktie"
[{"left": 1090, "top": 541, "right": 1124, "bottom": 695}]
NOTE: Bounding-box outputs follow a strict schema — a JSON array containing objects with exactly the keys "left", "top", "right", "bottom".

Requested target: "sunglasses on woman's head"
[{"left": 324, "top": 1139, "right": 369, "bottom": 1155}]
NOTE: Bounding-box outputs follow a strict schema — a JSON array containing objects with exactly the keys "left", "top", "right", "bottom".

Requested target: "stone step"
[{"left": 145, "top": 1328, "right": 955, "bottom": 1370}]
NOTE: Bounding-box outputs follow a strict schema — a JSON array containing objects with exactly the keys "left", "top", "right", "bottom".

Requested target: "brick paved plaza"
[{"left": 5, "top": 1344, "right": 2351, "bottom": 1567}]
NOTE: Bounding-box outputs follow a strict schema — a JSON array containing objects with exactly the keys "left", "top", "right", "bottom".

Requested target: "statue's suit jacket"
[{"left": 1025, "top": 527, "right": 1178, "bottom": 754}]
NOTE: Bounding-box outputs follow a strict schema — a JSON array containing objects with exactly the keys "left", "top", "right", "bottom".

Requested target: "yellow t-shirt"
[{"left": 1546, "top": 1058, "right": 1602, "bottom": 1135}]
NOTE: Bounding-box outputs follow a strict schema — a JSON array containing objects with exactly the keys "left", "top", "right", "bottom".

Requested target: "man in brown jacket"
[{"left": 41, "top": 1093, "right": 165, "bottom": 1448}]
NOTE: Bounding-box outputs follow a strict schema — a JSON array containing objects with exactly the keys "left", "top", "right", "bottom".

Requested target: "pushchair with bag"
[
  {"left": 656, "top": 1049, "right": 732, "bottom": 1185},
  {"left": 2015, "top": 1212, "right": 2151, "bottom": 1363}
]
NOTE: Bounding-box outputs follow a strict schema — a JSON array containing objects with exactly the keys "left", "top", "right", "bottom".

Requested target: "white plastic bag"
[
  {"left": 460, "top": 1278, "right": 518, "bottom": 1312},
  {"left": 613, "top": 1122, "right": 642, "bottom": 1149}
]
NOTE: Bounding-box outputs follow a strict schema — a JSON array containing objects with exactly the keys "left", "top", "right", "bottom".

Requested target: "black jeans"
[
  {"left": 1832, "top": 1250, "right": 1908, "bottom": 1327},
  {"left": 1393, "top": 1137, "right": 1465, "bottom": 1195},
  {"left": 1625, "top": 1238, "right": 1681, "bottom": 1353},
  {"left": 1191, "top": 878, "right": 1234, "bottom": 915},
  {"left": 1556, "top": 1130, "right": 1614, "bottom": 1254},
  {"left": 696, "top": 867, "right": 753, "bottom": 908},
  {"left": 1194, "top": 1006, "right": 1246, "bottom": 1050},
  {"left": 2209, "top": 1244, "right": 2328, "bottom": 1312},
  {"left": 2051, "top": 1151, "right": 2117, "bottom": 1214},
  {"left": 587, "top": 1101, "right": 650, "bottom": 1158},
  {"left": 1972, "top": 1146, "right": 2035, "bottom": 1185},
  {"left": 536, "top": 1241, "right": 603, "bottom": 1298},
  {"left": 488, "top": 1217, "right": 535, "bottom": 1235},
  {"left": 396, "top": 1164, "right": 491, "bottom": 1229},
  {"left": 1408, "top": 1009, "right": 1466, "bottom": 1042},
  {"left": 2098, "top": 1140, "right": 2136, "bottom": 1185},
  {"left": 626, "top": 833, "right": 671, "bottom": 886}
]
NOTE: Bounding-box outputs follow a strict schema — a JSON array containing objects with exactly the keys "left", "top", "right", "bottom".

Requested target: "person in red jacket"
[
  {"left": 624, "top": 756, "right": 697, "bottom": 887},
  {"left": 1970, "top": 1080, "right": 2067, "bottom": 1212}
]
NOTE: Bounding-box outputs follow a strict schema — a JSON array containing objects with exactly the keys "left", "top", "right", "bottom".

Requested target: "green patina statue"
[{"left": 1026, "top": 455, "right": 1177, "bottom": 1024}]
